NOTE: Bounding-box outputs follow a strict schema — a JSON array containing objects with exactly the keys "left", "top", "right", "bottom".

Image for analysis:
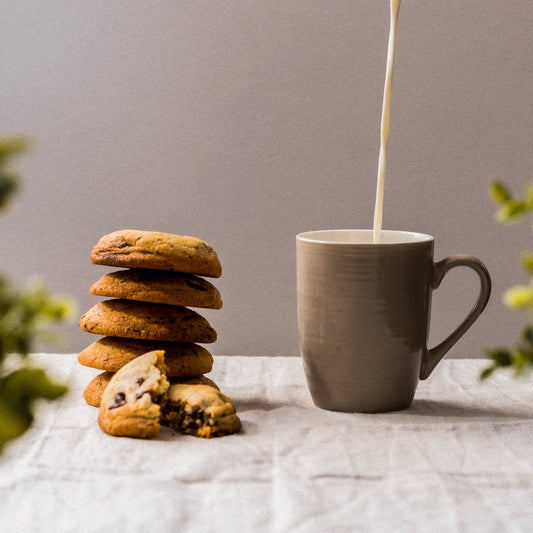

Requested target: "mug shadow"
[{"left": 408, "top": 398, "right": 532, "bottom": 420}]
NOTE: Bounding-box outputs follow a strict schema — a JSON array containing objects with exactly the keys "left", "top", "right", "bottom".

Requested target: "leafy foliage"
[
  {"left": 482, "top": 179, "right": 533, "bottom": 379},
  {"left": 0, "top": 135, "right": 73, "bottom": 452}
]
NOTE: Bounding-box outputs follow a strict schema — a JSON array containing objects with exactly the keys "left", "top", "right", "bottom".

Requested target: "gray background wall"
[{"left": 1, "top": 1, "right": 532, "bottom": 357}]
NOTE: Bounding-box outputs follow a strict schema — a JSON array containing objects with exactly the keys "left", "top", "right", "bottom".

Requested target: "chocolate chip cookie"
[
  {"left": 169, "top": 375, "right": 219, "bottom": 390},
  {"left": 79, "top": 299, "right": 217, "bottom": 343},
  {"left": 78, "top": 337, "right": 213, "bottom": 375},
  {"left": 90, "top": 230, "right": 222, "bottom": 278},
  {"left": 98, "top": 350, "right": 169, "bottom": 438},
  {"left": 83, "top": 371, "right": 114, "bottom": 407},
  {"left": 161, "top": 384, "right": 241, "bottom": 438},
  {"left": 90, "top": 269, "right": 223, "bottom": 309}
]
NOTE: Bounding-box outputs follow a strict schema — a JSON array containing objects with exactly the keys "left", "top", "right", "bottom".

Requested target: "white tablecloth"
[{"left": 1, "top": 354, "right": 532, "bottom": 533}]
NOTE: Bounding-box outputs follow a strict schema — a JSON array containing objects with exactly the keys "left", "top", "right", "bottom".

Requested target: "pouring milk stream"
[{"left": 373, "top": 0, "right": 401, "bottom": 243}]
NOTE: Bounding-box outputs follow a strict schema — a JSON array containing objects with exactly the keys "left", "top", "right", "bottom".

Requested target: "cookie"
[
  {"left": 98, "top": 350, "right": 169, "bottom": 438},
  {"left": 90, "top": 269, "right": 223, "bottom": 309},
  {"left": 83, "top": 371, "right": 113, "bottom": 407},
  {"left": 90, "top": 230, "right": 222, "bottom": 278},
  {"left": 83, "top": 371, "right": 218, "bottom": 408},
  {"left": 78, "top": 337, "right": 214, "bottom": 376},
  {"left": 170, "top": 375, "right": 219, "bottom": 390},
  {"left": 79, "top": 299, "right": 217, "bottom": 343},
  {"left": 161, "top": 384, "right": 241, "bottom": 438}
]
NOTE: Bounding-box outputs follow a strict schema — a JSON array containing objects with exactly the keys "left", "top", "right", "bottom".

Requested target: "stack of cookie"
[{"left": 78, "top": 229, "right": 223, "bottom": 408}]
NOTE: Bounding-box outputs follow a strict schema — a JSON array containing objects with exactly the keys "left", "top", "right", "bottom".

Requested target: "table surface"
[{"left": 1, "top": 354, "right": 532, "bottom": 533}]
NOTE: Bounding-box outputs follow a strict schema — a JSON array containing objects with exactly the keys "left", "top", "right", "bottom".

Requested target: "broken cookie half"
[
  {"left": 162, "top": 384, "right": 241, "bottom": 439},
  {"left": 98, "top": 350, "right": 169, "bottom": 438},
  {"left": 97, "top": 350, "right": 240, "bottom": 439}
]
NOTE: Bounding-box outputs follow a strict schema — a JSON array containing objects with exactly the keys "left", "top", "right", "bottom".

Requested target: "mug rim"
[{"left": 296, "top": 229, "right": 434, "bottom": 245}]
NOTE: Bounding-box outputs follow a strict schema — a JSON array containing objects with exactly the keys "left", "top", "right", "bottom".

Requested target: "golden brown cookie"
[
  {"left": 90, "top": 269, "right": 222, "bottom": 309},
  {"left": 90, "top": 230, "right": 222, "bottom": 278},
  {"left": 98, "top": 350, "right": 169, "bottom": 438},
  {"left": 83, "top": 371, "right": 114, "bottom": 407},
  {"left": 161, "top": 384, "right": 241, "bottom": 438},
  {"left": 84, "top": 370, "right": 218, "bottom": 408},
  {"left": 79, "top": 299, "right": 217, "bottom": 343},
  {"left": 78, "top": 337, "right": 214, "bottom": 376},
  {"left": 169, "top": 375, "right": 219, "bottom": 390}
]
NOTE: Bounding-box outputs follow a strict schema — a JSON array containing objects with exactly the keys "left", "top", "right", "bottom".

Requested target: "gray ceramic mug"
[{"left": 296, "top": 229, "right": 491, "bottom": 413}]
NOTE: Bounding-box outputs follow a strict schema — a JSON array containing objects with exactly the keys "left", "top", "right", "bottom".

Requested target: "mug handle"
[{"left": 419, "top": 255, "right": 492, "bottom": 380}]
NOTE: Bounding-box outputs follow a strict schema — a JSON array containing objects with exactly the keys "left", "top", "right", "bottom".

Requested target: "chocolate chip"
[
  {"left": 137, "top": 377, "right": 145, "bottom": 386},
  {"left": 185, "top": 419, "right": 199, "bottom": 430},
  {"left": 182, "top": 406, "right": 204, "bottom": 430},
  {"left": 109, "top": 392, "right": 127, "bottom": 410},
  {"left": 185, "top": 406, "right": 200, "bottom": 417}
]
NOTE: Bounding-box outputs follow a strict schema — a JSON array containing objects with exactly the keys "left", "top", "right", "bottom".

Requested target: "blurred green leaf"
[
  {"left": 1, "top": 367, "right": 68, "bottom": 405},
  {"left": 484, "top": 178, "right": 533, "bottom": 380},
  {"left": 496, "top": 200, "right": 529, "bottom": 223},
  {"left": 520, "top": 325, "right": 533, "bottom": 349},
  {"left": 0, "top": 134, "right": 72, "bottom": 454},
  {"left": 0, "top": 172, "right": 19, "bottom": 210},
  {"left": 512, "top": 350, "right": 533, "bottom": 378},
  {"left": 0, "top": 403, "right": 28, "bottom": 449},
  {"left": 489, "top": 179, "right": 512, "bottom": 204},
  {"left": 503, "top": 285, "right": 533, "bottom": 310},
  {"left": 480, "top": 347, "right": 511, "bottom": 380},
  {"left": 0, "top": 275, "right": 75, "bottom": 361},
  {"left": 0, "top": 368, "right": 68, "bottom": 451},
  {"left": 480, "top": 366, "right": 495, "bottom": 380},
  {"left": 0, "top": 135, "right": 28, "bottom": 162},
  {"left": 522, "top": 253, "right": 533, "bottom": 275},
  {"left": 526, "top": 185, "right": 533, "bottom": 208},
  {"left": 487, "top": 348, "right": 513, "bottom": 367},
  {"left": 0, "top": 135, "right": 28, "bottom": 212}
]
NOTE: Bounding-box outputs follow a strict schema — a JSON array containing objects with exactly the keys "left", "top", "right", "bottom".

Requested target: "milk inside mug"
[{"left": 296, "top": 230, "right": 491, "bottom": 413}]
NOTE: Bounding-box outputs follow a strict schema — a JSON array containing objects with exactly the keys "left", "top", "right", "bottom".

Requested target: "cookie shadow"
[{"left": 235, "top": 398, "right": 288, "bottom": 412}]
